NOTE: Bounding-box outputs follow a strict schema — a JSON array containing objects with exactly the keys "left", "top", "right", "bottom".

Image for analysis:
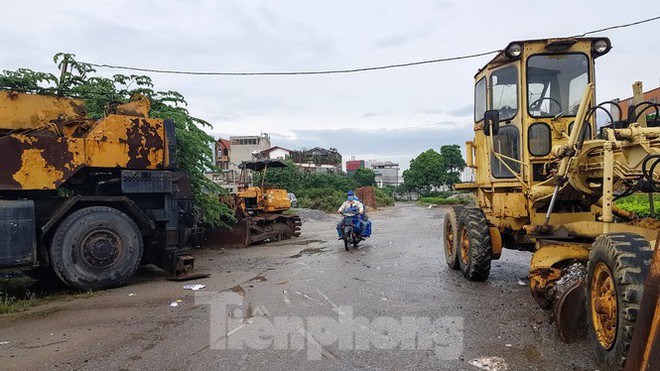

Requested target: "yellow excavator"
[{"left": 205, "top": 159, "right": 301, "bottom": 247}]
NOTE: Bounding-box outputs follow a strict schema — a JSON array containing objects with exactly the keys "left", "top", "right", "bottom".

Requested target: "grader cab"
[{"left": 445, "top": 37, "right": 659, "bottom": 369}]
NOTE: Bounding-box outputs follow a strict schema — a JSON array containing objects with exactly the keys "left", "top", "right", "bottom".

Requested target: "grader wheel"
[
  {"left": 457, "top": 208, "right": 492, "bottom": 281},
  {"left": 443, "top": 206, "right": 462, "bottom": 270},
  {"left": 586, "top": 233, "right": 652, "bottom": 370}
]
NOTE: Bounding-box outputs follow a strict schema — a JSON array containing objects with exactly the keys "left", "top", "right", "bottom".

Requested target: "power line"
[
  {"left": 577, "top": 15, "right": 660, "bottom": 37},
  {"left": 60, "top": 14, "right": 660, "bottom": 77},
  {"left": 84, "top": 50, "right": 500, "bottom": 76}
]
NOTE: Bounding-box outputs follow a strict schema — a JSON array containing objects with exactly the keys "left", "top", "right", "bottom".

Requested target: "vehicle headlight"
[
  {"left": 592, "top": 39, "right": 610, "bottom": 54},
  {"left": 506, "top": 43, "right": 523, "bottom": 58}
]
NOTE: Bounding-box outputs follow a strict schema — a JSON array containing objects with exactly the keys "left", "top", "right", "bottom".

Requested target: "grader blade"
[{"left": 553, "top": 280, "right": 588, "bottom": 343}]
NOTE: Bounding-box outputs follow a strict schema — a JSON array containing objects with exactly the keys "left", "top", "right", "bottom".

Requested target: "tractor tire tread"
[
  {"left": 586, "top": 233, "right": 651, "bottom": 370},
  {"left": 458, "top": 208, "right": 492, "bottom": 281}
]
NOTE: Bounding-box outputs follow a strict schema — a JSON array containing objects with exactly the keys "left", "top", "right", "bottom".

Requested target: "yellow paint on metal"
[
  {"left": 460, "top": 225, "right": 469, "bottom": 265},
  {"left": 590, "top": 262, "right": 617, "bottom": 349},
  {"left": 530, "top": 243, "right": 590, "bottom": 269},
  {"left": 13, "top": 149, "right": 64, "bottom": 189},
  {"left": 0, "top": 91, "right": 86, "bottom": 130},
  {"left": 489, "top": 226, "right": 502, "bottom": 259},
  {"left": 0, "top": 92, "right": 169, "bottom": 191}
]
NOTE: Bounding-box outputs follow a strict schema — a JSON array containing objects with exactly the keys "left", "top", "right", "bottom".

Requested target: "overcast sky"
[{"left": 2, "top": 1, "right": 660, "bottom": 169}]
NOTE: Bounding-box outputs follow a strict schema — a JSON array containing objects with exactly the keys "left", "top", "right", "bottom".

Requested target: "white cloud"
[{"left": 2, "top": 1, "right": 660, "bottom": 170}]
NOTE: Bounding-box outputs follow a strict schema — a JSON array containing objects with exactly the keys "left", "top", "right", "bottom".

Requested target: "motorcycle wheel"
[{"left": 343, "top": 236, "right": 350, "bottom": 251}]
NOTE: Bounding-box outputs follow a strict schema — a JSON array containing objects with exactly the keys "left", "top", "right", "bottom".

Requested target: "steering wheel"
[
  {"left": 498, "top": 105, "right": 516, "bottom": 120},
  {"left": 529, "top": 97, "right": 562, "bottom": 115}
]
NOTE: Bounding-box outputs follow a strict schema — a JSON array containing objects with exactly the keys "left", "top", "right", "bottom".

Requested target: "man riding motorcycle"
[{"left": 336, "top": 190, "right": 367, "bottom": 239}]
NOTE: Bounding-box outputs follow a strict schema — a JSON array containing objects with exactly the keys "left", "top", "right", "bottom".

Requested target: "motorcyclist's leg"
[
  {"left": 359, "top": 219, "right": 367, "bottom": 235},
  {"left": 336, "top": 221, "right": 343, "bottom": 238}
]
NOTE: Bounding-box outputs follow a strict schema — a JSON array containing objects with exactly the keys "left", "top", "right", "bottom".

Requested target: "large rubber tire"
[
  {"left": 586, "top": 233, "right": 652, "bottom": 370},
  {"left": 50, "top": 206, "right": 144, "bottom": 290},
  {"left": 343, "top": 225, "right": 351, "bottom": 251},
  {"left": 443, "top": 206, "right": 462, "bottom": 270},
  {"left": 457, "top": 207, "right": 492, "bottom": 281}
]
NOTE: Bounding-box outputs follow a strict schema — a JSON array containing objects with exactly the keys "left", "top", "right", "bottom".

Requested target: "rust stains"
[
  {"left": 125, "top": 118, "right": 164, "bottom": 169},
  {"left": 0, "top": 137, "right": 26, "bottom": 189}
]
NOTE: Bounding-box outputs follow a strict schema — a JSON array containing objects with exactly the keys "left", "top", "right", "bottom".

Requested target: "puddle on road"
[
  {"left": 249, "top": 275, "right": 267, "bottom": 282},
  {"left": 230, "top": 285, "right": 246, "bottom": 296},
  {"left": 288, "top": 246, "right": 327, "bottom": 258}
]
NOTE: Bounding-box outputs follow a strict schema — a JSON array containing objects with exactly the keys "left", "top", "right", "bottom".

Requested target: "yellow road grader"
[{"left": 445, "top": 37, "right": 659, "bottom": 369}]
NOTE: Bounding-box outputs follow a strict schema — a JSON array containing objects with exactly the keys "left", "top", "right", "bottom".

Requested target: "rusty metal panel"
[
  {"left": 204, "top": 219, "right": 251, "bottom": 248},
  {"left": 0, "top": 113, "right": 168, "bottom": 191},
  {"left": 625, "top": 233, "right": 660, "bottom": 371},
  {"left": 0, "top": 134, "right": 85, "bottom": 190},
  {"left": 84, "top": 115, "right": 165, "bottom": 169},
  {"left": 0, "top": 91, "right": 86, "bottom": 131}
]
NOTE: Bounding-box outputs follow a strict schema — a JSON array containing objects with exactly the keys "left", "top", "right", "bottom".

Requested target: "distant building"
[
  {"left": 614, "top": 85, "right": 660, "bottom": 122},
  {"left": 346, "top": 160, "right": 365, "bottom": 175},
  {"left": 369, "top": 161, "right": 399, "bottom": 187},
  {"left": 257, "top": 146, "right": 291, "bottom": 161},
  {"left": 290, "top": 147, "right": 342, "bottom": 173},
  {"left": 214, "top": 138, "right": 231, "bottom": 170},
  {"left": 230, "top": 133, "right": 272, "bottom": 165}
]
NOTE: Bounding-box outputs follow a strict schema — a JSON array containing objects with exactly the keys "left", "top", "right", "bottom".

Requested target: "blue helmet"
[{"left": 347, "top": 190, "right": 355, "bottom": 196}]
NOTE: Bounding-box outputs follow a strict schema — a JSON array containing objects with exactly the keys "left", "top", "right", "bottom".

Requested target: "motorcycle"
[{"left": 339, "top": 210, "right": 371, "bottom": 250}]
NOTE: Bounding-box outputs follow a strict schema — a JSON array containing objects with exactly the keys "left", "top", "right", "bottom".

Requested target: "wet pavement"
[{"left": 0, "top": 203, "right": 597, "bottom": 370}]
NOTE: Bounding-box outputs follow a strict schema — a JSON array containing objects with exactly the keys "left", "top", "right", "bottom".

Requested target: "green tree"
[
  {"left": 402, "top": 149, "right": 447, "bottom": 195},
  {"left": 439, "top": 144, "right": 466, "bottom": 187},
  {"left": 254, "top": 160, "right": 304, "bottom": 193},
  {"left": 351, "top": 168, "right": 377, "bottom": 187},
  {"left": 0, "top": 53, "right": 232, "bottom": 227}
]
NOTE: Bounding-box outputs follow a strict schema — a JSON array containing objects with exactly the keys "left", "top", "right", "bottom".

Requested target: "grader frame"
[{"left": 446, "top": 37, "right": 659, "bottom": 369}]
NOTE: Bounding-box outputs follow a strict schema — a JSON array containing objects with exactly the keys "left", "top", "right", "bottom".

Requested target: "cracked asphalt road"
[{"left": 0, "top": 203, "right": 597, "bottom": 370}]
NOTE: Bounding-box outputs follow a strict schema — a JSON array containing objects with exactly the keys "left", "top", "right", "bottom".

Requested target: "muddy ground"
[{"left": 0, "top": 203, "right": 597, "bottom": 370}]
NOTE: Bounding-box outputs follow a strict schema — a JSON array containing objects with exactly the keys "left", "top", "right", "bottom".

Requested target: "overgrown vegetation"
[
  {"left": 615, "top": 193, "right": 659, "bottom": 218},
  {"left": 0, "top": 289, "right": 38, "bottom": 314},
  {"left": 374, "top": 187, "right": 395, "bottom": 207},
  {"left": 257, "top": 161, "right": 393, "bottom": 212},
  {"left": 0, "top": 54, "right": 232, "bottom": 227}
]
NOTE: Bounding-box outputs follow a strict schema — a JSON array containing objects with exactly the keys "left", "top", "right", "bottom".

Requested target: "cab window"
[
  {"left": 474, "top": 77, "right": 487, "bottom": 122},
  {"left": 527, "top": 53, "right": 589, "bottom": 117},
  {"left": 489, "top": 66, "right": 518, "bottom": 121},
  {"left": 528, "top": 123, "right": 551, "bottom": 156},
  {"left": 491, "top": 125, "right": 520, "bottom": 178}
]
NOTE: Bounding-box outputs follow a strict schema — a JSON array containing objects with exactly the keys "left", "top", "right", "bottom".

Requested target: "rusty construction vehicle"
[
  {"left": 205, "top": 159, "right": 301, "bottom": 248},
  {"left": 443, "top": 36, "right": 660, "bottom": 369},
  {"left": 0, "top": 91, "right": 204, "bottom": 290}
]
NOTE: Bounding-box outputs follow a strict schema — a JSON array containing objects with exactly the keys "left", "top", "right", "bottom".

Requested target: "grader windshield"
[{"left": 527, "top": 53, "right": 589, "bottom": 118}]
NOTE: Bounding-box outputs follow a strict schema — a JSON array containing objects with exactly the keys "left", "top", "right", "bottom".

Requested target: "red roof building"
[{"left": 215, "top": 138, "right": 231, "bottom": 170}]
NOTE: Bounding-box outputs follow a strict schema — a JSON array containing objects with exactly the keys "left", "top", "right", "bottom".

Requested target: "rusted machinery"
[
  {"left": 0, "top": 91, "right": 203, "bottom": 289},
  {"left": 205, "top": 159, "right": 301, "bottom": 247},
  {"left": 445, "top": 37, "right": 659, "bottom": 369},
  {"left": 624, "top": 232, "right": 660, "bottom": 371}
]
